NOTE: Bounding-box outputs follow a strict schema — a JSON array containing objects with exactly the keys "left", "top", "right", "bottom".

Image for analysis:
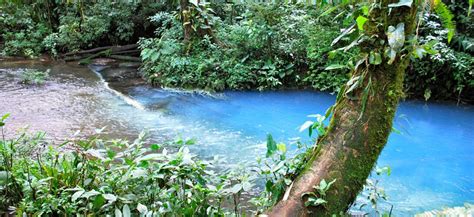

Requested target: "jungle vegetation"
[
  {"left": 0, "top": 0, "right": 472, "bottom": 102},
  {"left": 0, "top": 0, "right": 473, "bottom": 216}
]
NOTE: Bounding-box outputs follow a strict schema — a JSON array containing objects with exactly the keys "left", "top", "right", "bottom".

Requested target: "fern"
[{"left": 433, "top": 1, "right": 456, "bottom": 43}]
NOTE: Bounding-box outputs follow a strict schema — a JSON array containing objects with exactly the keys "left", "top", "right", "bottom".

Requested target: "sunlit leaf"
[
  {"left": 123, "top": 205, "right": 131, "bottom": 217},
  {"left": 388, "top": 0, "right": 413, "bottom": 8},
  {"left": 137, "top": 203, "right": 148, "bottom": 214},
  {"left": 356, "top": 16, "right": 368, "bottom": 31},
  {"left": 299, "top": 121, "right": 314, "bottom": 132},
  {"left": 71, "top": 190, "right": 85, "bottom": 202},
  {"left": 325, "top": 64, "right": 348, "bottom": 70}
]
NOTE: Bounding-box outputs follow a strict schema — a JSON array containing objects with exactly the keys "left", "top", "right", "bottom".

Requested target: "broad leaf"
[
  {"left": 299, "top": 121, "right": 314, "bottom": 132},
  {"left": 123, "top": 205, "right": 131, "bottom": 217},
  {"left": 387, "top": 23, "right": 405, "bottom": 52},
  {"left": 266, "top": 134, "right": 277, "bottom": 157},
  {"left": 356, "top": 16, "right": 368, "bottom": 31},
  {"left": 388, "top": 0, "right": 413, "bottom": 8}
]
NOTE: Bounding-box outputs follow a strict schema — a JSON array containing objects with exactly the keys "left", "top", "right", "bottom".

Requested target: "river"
[{"left": 1, "top": 60, "right": 473, "bottom": 215}]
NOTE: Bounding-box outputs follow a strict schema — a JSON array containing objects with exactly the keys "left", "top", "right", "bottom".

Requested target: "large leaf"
[
  {"left": 387, "top": 23, "right": 405, "bottom": 52},
  {"left": 331, "top": 24, "right": 356, "bottom": 46},
  {"left": 123, "top": 205, "right": 131, "bottom": 217},
  {"left": 71, "top": 190, "right": 85, "bottom": 202},
  {"left": 266, "top": 134, "right": 277, "bottom": 157},
  {"left": 388, "top": 0, "right": 413, "bottom": 8},
  {"left": 299, "top": 121, "right": 314, "bottom": 132},
  {"left": 356, "top": 16, "right": 368, "bottom": 31},
  {"left": 325, "top": 64, "right": 349, "bottom": 70},
  {"left": 137, "top": 203, "right": 148, "bottom": 214}
]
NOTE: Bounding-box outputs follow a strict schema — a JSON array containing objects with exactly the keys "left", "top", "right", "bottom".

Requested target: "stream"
[{"left": 0, "top": 60, "right": 473, "bottom": 215}]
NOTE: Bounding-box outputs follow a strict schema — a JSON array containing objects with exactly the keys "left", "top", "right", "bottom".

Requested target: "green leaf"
[
  {"left": 266, "top": 134, "right": 277, "bottom": 157},
  {"left": 115, "top": 208, "right": 122, "bottom": 217},
  {"left": 469, "top": 0, "right": 473, "bottom": 16},
  {"left": 92, "top": 195, "right": 106, "bottom": 209},
  {"left": 82, "top": 190, "right": 100, "bottom": 199},
  {"left": 356, "top": 16, "right": 368, "bottom": 31},
  {"left": 71, "top": 190, "right": 85, "bottom": 202},
  {"left": 103, "top": 193, "right": 117, "bottom": 202},
  {"left": 299, "top": 121, "right": 314, "bottom": 132},
  {"left": 386, "top": 48, "right": 397, "bottom": 65},
  {"left": 325, "top": 64, "right": 348, "bottom": 70},
  {"left": 331, "top": 24, "right": 356, "bottom": 46},
  {"left": 434, "top": 1, "right": 456, "bottom": 43},
  {"left": 229, "top": 184, "right": 242, "bottom": 194},
  {"left": 0, "top": 171, "right": 9, "bottom": 184},
  {"left": 150, "top": 143, "right": 161, "bottom": 150},
  {"left": 137, "top": 203, "right": 148, "bottom": 214},
  {"left": 360, "top": 5, "right": 369, "bottom": 16},
  {"left": 369, "top": 51, "right": 382, "bottom": 65},
  {"left": 387, "top": 23, "right": 405, "bottom": 52},
  {"left": 320, "top": 179, "right": 328, "bottom": 191},
  {"left": 123, "top": 205, "right": 131, "bottom": 217},
  {"left": 1, "top": 113, "right": 10, "bottom": 121},
  {"left": 277, "top": 143, "right": 287, "bottom": 153},
  {"left": 345, "top": 76, "right": 361, "bottom": 94},
  {"left": 388, "top": 0, "right": 413, "bottom": 8},
  {"left": 424, "top": 88, "right": 431, "bottom": 101}
]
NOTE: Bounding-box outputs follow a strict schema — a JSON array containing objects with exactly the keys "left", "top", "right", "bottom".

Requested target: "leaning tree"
[{"left": 267, "top": 0, "right": 455, "bottom": 215}]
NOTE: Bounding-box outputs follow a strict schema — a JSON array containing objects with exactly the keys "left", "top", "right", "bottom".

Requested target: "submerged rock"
[
  {"left": 92, "top": 58, "right": 117, "bottom": 66},
  {"left": 118, "top": 62, "right": 141, "bottom": 68},
  {"left": 101, "top": 67, "right": 140, "bottom": 82}
]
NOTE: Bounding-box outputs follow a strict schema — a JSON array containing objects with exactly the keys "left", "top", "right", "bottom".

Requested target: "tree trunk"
[
  {"left": 268, "top": 1, "right": 418, "bottom": 216},
  {"left": 180, "top": 0, "right": 192, "bottom": 42}
]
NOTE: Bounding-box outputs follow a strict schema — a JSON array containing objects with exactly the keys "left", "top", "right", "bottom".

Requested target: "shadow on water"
[{"left": 1, "top": 60, "right": 473, "bottom": 215}]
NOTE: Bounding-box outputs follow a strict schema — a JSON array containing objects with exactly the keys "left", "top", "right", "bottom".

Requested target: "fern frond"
[{"left": 433, "top": 1, "right": 456, "bottom": 44}]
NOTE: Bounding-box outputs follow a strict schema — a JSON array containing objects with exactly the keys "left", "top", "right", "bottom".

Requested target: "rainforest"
[{"left": 0, "top": 0, "right": 473, "bottom": 216}]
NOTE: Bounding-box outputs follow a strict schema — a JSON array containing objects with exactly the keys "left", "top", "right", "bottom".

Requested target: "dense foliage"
[
  {"left": 0, "top": 113, "right": 315, "bottom": 216},
  {"left": 140, "top": 4, "right": 356, "bottom": 93},
  {"left": 0, "top": 1, "right": 161, "bottom": 57},
  {"left": 1, "top": 112, "right": 393, "bottom": 215},
  {"left": 0, "top": 1, "right": 472, "bottom": 101},
  {"left": 139, "top": 2, "right": 473, "bottom": 102}
]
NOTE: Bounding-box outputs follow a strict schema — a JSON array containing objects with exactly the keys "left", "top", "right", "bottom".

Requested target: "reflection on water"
[{"left": 1, "top": 60, "right": 473, "bottom": 215}]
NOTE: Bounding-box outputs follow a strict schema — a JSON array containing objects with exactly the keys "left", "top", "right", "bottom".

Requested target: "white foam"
[{"left": 90, "top": 67, "right": 145, "bottom": 110}]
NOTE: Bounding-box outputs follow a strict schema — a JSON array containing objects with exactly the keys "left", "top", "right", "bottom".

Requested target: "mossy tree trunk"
[
  {"left": 180, "top": 0, "right": 193, "bottom": 42},
  {"left": 268, "top": 1, "right": 418, "bottom": 216}
]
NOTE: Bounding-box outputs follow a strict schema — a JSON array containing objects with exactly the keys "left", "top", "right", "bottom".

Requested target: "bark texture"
[
  {"left": 180, "top": 0, "right": 193, "bottom": 42},
  {"left": 268, "top": 1, "right": 418, "bottom": 216}
]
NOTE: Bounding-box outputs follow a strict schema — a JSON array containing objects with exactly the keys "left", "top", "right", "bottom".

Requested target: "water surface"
[{"left": 1, "top": 61, "right": 472, "bottom": 215}]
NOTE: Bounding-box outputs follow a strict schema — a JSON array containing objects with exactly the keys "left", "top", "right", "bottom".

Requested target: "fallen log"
[
  {"left": 113, "top": 49, "right": 140, "bottom": 55},
  {"left": 109, "top": 55, "right": 141, "bottom": 62},
  {"left": 64, "top": 49, "right": 112, "bottom": 62},
  {"left": 62, "top": 44, "right": 139, "bottom": 57}
]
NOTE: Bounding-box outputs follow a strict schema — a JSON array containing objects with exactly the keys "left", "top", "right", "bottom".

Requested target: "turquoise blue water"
[
  {"left": 5, "top": 62, "right": 470, "bottom": 215},
  {"left": 126, "top": 87, "right": 474, "bottom": 215}
]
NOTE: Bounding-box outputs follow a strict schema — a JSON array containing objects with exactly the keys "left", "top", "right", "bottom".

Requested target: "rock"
[
  {"left": 118, "top": 62, "right": 141, "bottom": 68},
  {"left": 100, "top": 67, "right": 140, "bottom": 82},
  {"left": 92, "top": 58, "right": 117, "bottom": 66}
]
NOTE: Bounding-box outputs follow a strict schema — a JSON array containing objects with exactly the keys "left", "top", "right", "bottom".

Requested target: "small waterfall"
[{"left": 89, "top": 66, "right": 146, "bottom": 110}]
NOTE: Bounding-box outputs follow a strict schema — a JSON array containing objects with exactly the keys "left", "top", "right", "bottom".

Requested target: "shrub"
[
  {"left": 405, "top": 13, "right": 474, "bottom": 101},
  {"left": 20, "top": 69, "right": 50, "bottom": 85}
]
